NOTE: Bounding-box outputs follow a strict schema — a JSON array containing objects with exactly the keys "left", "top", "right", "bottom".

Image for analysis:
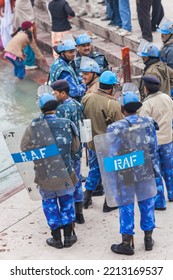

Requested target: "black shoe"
[
  {"left": 144, "top": 230, "right": 154, "bottom": 251},
  {"left": 101, "top": 16, "right": 110, "bottom": 21},
  {"left": 46, "top": 238, "right": 63, "bottom": 249},
  {"left": 64, "top": 234, "right": 77, "bottom": 248},
  {"left": 83, "top": 190, "right": 93, "bottom": 209},
  {"left": 76, "top": 213, "right": 85, "bottom": 224},
  {"left": 155, "top": 207, "right": 166, "bottom": 211},
  {"left": 144, "top": 237, "right": 154, "bottom": 251},
  {"left": 63, "top": 224, "right": 77, "bottom": 248},
  {"left": 111, "top": 243, "right": 134, "bottom": 255},
  {"left": 103, "top": 199, "right": 118, "bottom": 212},
  {"left": 169, "top": 199, "right": 173, "bottom": 202},
  {"left": 75, "top": 202, "right": 85, "bottom": 224}
]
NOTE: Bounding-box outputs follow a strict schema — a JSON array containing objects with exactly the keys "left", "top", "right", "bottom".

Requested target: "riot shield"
[
  {"left": 3, "top": 120, "right": 74, "bottom": 200},
  {"left": 137, "top": 39, "right": 150, "bottom": 53},
  {"left": 37, "top": 85, "right": 54, "bottom": 97},
  {"left": 118, "top": 82, "right": 141, "bottom": 104},
  {"left": 122, "top": 82, "right": 140, "bottom": 96},
  {"left": 158, "top": 17, "right": 173, "bottom": 31},
  {"left": 94, "top": 123, "right": 157, "bottom": 207}
]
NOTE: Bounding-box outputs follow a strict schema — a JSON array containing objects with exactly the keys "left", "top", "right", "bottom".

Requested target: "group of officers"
[{"left": 21, "top": 18, "right": 173, "bottom": 256}]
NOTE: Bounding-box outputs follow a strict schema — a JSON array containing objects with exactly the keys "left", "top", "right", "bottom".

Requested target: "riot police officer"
[
  {"left": 82, "top": 70, "right": 123, "bottom": 209},
  {"left": 107, "top": 92, "right": 158, "bottom": 255},
  {"left": 80, "top": 56, "right": 100, "bottom": 94},
  {"left": 137, "top": 41, "right": 173, "bottom": 100},
  {"left": 51, "top": 79, "right": 85, "bottom": 224},
  {"left": 21, "top": 91, "right": 80, "bottom": 249},
  {"left": 49, "top": 37, "right": 86, "bottom": 101},
  {"left": 72, "top": 33, "right": 109, "bottom": 82}
]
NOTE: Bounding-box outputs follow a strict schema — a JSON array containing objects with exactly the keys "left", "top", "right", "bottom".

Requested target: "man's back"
[
  {"left": 139, "top": 92, "right": 173, "bottom": 145},
  {"left": 82, "top": 90, "right": 122, "bottom": 149}
]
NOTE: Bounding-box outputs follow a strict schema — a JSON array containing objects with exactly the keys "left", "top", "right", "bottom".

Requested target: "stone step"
[{"left": 34, "top": 6, "right": 143, "bottom": 77}]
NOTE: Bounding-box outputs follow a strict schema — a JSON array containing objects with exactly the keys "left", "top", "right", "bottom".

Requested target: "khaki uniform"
[
  {"left": 82, "top": 89, "right": 123, "bottom": 150},
  {"left": 140, "top": 61, "right": 173, "bottom": 100},
  {"left": 86, "top": 77, "right": 99, "bottom": 94},
  {"left": 138, "top": 91, "right": 173, "bottom": 145}
]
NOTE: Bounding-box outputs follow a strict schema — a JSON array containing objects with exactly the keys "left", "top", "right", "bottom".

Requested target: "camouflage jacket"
[
  {"left": 49, "top": 56, "right": 86, "bottom": 99},
  {"left": 107, "top": 114, "right": 161, "bottom": 176},
  {"left": 21, "top": 114, "right": 79, "bottom": 192},
  {"left": 56, "top": 97, "right": 84, "bottom": 159}
]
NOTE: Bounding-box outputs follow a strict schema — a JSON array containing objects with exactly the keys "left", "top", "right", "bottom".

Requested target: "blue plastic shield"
[
  {"left": 3, "top": 120, "right": 74, "bottom": 200},
  {"left": 94, "top": 123, "right": 157, "bottom": 207}
]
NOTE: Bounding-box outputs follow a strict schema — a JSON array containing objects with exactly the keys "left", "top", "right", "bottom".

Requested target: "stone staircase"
[{"left": 34, "top": 0, "right": 144, "bottom": 81}]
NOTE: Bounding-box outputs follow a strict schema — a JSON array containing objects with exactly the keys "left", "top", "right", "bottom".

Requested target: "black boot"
[
  {"left": 46, "top": 227, "right": 63, "bottom": 249},
  {"left": 144, "top": 230, "right": 154, "bottom": 251},
  {"left": 92, "top": 182, "right": 104, "bottom": 196},
  {"left": 83, "top": 190, "right": 92, "bottom": 209},
  {"left": 63, "top": 223, "right": 77, "bottom": 248},
  {"left": 103, "top": 198, "right": 118, "bottom": 212},
  {"left": 75, "top": 202, "right": 85, "bottom": 224},
  {"left": 111, "top": 234, "right": 134, "bottom": 255}
]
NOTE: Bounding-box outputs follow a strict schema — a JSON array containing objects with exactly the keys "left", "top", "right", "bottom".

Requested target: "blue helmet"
[
  {"left": 137, "top": 43, "right": 160, "bottom": 58},
  {"left": 38, "top": 93, "right": 56, "bottom": 109},
  {"left": 76, "top": 33, "right": 92, "bottom": 46},
  {"left": 121, "top": 91, "right": 140, "bottom": 106},
  {"left": 157, "top": 21, "right": 173, "bottom": 35},
  {"left": 121, "top": 91, "right": 142, "bottom": 111},
  {"left": 99, "top": 70, "right": 119, "bottom": 85},
  {"left": 80, "top": 56, "right": 100, "bottom": 74},
  {"left": 56, "top": 39, "right": 76, "bottom": 54}
]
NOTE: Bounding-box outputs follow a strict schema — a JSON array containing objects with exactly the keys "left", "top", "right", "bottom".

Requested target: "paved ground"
[
  {"left": 1, "top": 0, "right": 173, "bottom": 262},
  {"left": 1, "top": 148, "right": 173, "bottom": 260}
]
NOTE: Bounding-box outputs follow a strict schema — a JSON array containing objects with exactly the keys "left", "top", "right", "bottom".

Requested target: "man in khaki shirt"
[
  {"left": 138, "top": 75, "right": 173, "bottom": 210},
  {"left": 82, "top": 70, "right": 123, "bottom": 209}
]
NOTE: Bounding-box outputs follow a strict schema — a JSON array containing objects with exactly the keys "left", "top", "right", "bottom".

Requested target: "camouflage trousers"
[
  {"left": 72, "top": 159, "right": 84, "bottom": 202},
  {"left": 40, "top": 191, "right": 76, "bottom": 230},
  {"left": 155, "top": 142, "right": 173, "bottom": 208},
  {"left": 119, "top": 196, "right": 156, "bottom": 235},
  {"left": 84, "top": 149, "right": 101, "bottom": 191}
]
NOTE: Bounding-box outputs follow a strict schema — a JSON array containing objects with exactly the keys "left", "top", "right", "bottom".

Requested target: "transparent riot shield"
[
  {"left": 3, "top": 120, "right": 74, "bottom": 200},
  {"left": 137, "top": 39, "right": 150, "bottom": 53},
  {"left": 37, "top": 85, "right": 54, "bottom": 98},
  {"left": 118, "top": 82, "right": 140, "bottom": 104},
  {"left": 158, "top": 17, "right": 173, "bottom": 31},
  {"left": 122, "top": 82, "right": 140, "bottom": 96},
  {"left": 94, "top": 123, "right": 157, "bottom": 207}
]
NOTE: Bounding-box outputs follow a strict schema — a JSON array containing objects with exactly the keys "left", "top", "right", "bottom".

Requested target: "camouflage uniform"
[
  {"left": 56, "top": 97, "right": 84, "bottom": 202},
  {"left": 21, "top": 114, "right": 79, "bottom": 230},
  {"left": 73, "top": 51, "right": 109, "bottom": 82},
  {"left": 49, "top": 56, "right": 86, "bottom": 100},
  {"left": 107, "top": 114, "right": 160, "bottom": 234}
]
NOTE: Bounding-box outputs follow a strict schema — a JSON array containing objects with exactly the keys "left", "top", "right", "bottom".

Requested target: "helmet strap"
[
  {"left": 163, "top": 33, "right": 172, "bottom": 44},
  {"left": 86, "top": 73, "right": 96, "bottom": 86}
]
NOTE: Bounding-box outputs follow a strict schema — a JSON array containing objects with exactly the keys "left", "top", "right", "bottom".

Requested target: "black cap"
[
  {"left": 142, "top": 75, "right": 160, "bottom": 93},
  {"left": 41, "top": 100, "right": 60, "bottom": 112},
  {"left": 51, "top": 80, "right": 70, "bottom": 92},
  {"left": 142, "top": 75, "right": 161, "bottom": 85}
]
